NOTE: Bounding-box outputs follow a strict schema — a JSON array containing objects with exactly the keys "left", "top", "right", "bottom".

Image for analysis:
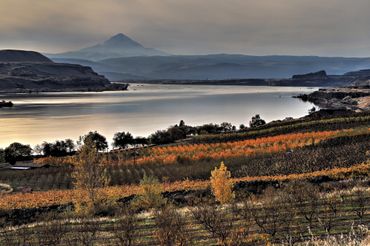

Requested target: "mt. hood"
[{"left": 51, "top": 33, "right": 169, "bottom": 61}]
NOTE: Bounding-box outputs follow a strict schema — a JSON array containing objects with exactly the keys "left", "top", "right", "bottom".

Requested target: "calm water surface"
[{"left": 0, "top": 84, "right": 316, "bottom": 148}]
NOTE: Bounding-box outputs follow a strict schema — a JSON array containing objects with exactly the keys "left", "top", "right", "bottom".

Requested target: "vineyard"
[
  {"left": 1, "top": 127, "right": 368, "bottom": 191},
  {"left": 0, "top": 162, "right": 368, "bottom": 211},
  {"left": 0, "top": 112, "right": 369, "bottom": 245},
  {"left": 190, "top": 112, "right": 370, "bottom": 144},
  {"left": 1, "top": 185, "right": 369, "bottom": 245},
  {"left": 133, "top": 131, "right": 340, "bottom": 165}
]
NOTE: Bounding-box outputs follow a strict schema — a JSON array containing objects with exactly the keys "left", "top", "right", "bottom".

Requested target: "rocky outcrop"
[
  {"left": 0, "top": 50, "right": 52, "bottom": 63},
  {"left": 351, "top": 78, "right": 370, "bottom": 88},
  {"left": 0, "top": 50, "right": 118, "bottom": 92},
  {"left": 344, "top": 69, "right": 370, "bottom": 77},
  {"left": 296, "top": 88, "right": 370, "bottom": 111},
  {"left": 292, "top": 70, "right": 328, "bottom": 80}
]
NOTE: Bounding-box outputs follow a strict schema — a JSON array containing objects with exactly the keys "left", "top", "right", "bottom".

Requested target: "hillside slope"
[
  {"left": 0, "top": 50, "right": 52, "bottom": 63},
  {"left": 0, "top": 50, "right": 111, "bottom": 92}
]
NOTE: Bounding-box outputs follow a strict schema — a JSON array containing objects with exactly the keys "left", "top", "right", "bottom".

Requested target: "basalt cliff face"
[
  {"left": 294, "top": 70, "right": 370, "bottom": 111},
  {"left": 0, "top": 50, "right": 112, "bottom": 92}
]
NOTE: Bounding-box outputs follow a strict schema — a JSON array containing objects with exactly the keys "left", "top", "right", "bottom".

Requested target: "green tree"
[
  {"left": 4, "top": 142, "right": 32, "bottom": 165},
  {"left": 113, "top": 131, "right": 134, "bottom": 149},
  {"left": 249, "top": 114, "right": 266, "bottom": 128},
  {"left": 65, "top": 139, "right": 76, "bottom": 153},
  {"left": 133, "top": 137, "right": 148, "bottom": 147},
  {"left": 41, "top": 139, "right": 75, "bottom": 157},
  {"left": 33, "top": 144, "right": 43, "bottom": 156},
  {"left": 0, "top": 149, "right": 5, "bottom": 163},
  {"left": 220, "top": 122, "right": 234, "bottom": 132},
  {"left": 80, "top": 131, "right": 108, "bottom": 151},
  {"left": 41, "top": 141, "right": 52, "bottom": 156},
  {"left": 167, "top": 126, "right": 187, "bottom": 140},
  {"left": 149, "top": 130, "right": 173, "bottom": 145}
]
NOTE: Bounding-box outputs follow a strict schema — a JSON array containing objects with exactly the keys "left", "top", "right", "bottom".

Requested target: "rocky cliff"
[
  {"left": 297, "top": 88, "right": 370, "bottom": 111},
  {"left": 0, "top": 50, "right": 52, "bottom": 63},
  {"left": 0, "top": 50, "right": 113, "bottom": 92},
  {"left": 292, "top": 70, "right": 328, "bottom": 80}
]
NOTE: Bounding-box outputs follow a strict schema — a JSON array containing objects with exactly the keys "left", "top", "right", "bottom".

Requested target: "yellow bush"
[
  {"left": 211, "top": 161, "right": 234, "bottom": 204},
  {"left": 132, "top": 174, "right": 166, "bottom": 210}
]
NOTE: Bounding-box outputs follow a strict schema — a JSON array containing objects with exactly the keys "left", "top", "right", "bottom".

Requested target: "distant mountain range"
[
  {"left": 48, "top": 33, "right": 370, "bottom": 82},
  {"left": 50, "top": 33, "right": 168, "bottom": 61}
]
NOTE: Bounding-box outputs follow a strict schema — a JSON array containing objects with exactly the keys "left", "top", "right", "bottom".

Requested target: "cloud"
[{"left": 0, "top": 0, "right": 369, "bottom": 56}]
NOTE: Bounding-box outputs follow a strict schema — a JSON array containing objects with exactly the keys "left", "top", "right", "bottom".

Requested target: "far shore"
[{"left": 0, "top": 83, "right": 129, "bottom": 94}]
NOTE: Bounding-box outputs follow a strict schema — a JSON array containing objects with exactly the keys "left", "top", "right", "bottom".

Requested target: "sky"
[{"left": 1, "top": 0, "right": 370, "bottom": 56}]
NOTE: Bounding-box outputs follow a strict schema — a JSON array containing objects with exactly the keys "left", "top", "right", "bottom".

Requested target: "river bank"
[{"left": 296, "top": 87, "right": 370, "bottom": 111}]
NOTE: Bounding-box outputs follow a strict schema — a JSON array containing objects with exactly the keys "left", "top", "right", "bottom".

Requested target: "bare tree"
[
  {"left": 318, "top": 195, "right": 341, "bottom": 235},
  {"left": 250, "top": 187, "right": 296, "bottom": 240},
  {"left": 192, "top": 203, "right": 248, "bottom": 246},
  {"left": 112, "top": 206, "right": 140, "bottom": 246},
  {"left": 0, "top": 229, "right": 13, "bottom": 246},
  {"left": 154, "top": 205, "right": 190, "bottom": 246},
  {"left": 1, "top": 227, "right": 33, "bottom": 246},
  {"left": 284, "top": 182, "right": 320, "bottom": 229},
  {"left": 351, "top": 187, "right": 367, "bottom": 224},
  {"left": 72, "top": 218, "right": 100, "bottom": 246},
  {"left": 34, "top": 219, "right": 68, "bottom": 246},
  {"left": 72, "top": 140, "right": 109, "bottom": 215}
]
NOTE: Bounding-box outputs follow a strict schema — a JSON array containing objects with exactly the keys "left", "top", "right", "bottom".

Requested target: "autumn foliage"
[
  {"left": 121, "top": 130, "right": 342, "bottom": 165},
  {"left": 34, "top": 129, "right": 366, "bottom": 170},
  {"left": 211, "top": 162, "right": 234, "bottom": 204}
]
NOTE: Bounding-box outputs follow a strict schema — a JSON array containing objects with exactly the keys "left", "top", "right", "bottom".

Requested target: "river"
[{"left": 0, "top": 84, "right": 316, "bottom": 148}]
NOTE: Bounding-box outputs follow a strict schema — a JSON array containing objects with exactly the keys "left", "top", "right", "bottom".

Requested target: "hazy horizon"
[{"left": 1, "top": 0, "right": 370, "bottom": 57}]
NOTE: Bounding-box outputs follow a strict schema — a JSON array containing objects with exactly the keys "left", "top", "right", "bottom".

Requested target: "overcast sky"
[{"left": 1, "top": 0, "right": 370, "bottom": 56}]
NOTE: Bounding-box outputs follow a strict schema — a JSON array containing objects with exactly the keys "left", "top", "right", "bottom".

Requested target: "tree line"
[{"left": 0, "top": 115, "right": 267, "bottom": 165}]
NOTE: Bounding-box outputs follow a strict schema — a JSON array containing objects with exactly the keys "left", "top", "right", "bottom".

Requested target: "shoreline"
[
  {"left": 296, "top": 87, "right": 370, "bottom": 111},
  {"left": 0, "top": 83, "right": 129, "bottom": 94}
]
